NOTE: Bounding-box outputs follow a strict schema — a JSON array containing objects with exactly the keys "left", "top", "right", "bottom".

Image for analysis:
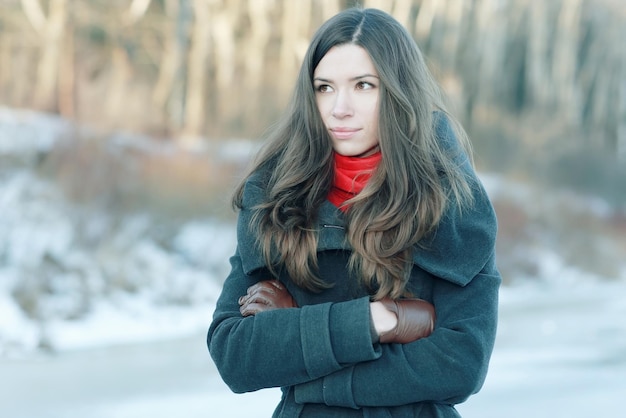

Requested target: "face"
[{"left": 313, "top": 44, "right": 380, "bottom": 157}]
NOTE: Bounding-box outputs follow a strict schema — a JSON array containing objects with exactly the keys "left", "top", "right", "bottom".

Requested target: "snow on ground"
[
  {"left": 0, "top": 107, "right": 71, "bottom": 158},
  {"left": 1, "top": 276, "right": 624, "bottom": 418},
  {"left": 0, "top": 167, "right": 232, "bottom": 355},
  {"left": 458, "top": 278, "right": 626, "bottom": 417}
]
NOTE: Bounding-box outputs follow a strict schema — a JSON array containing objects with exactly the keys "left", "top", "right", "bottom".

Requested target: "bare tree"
[
  {"left": 152, "top": 0, "right": 183, "bottom": 118},
  {"left": 552, "top": 0, "right": 582, "bottom": 123},
  {"left": 391, "top": 0, "right": 414, "bottom": 29},
  {"left": 58, "top": 10, "right": 75, "bottom": 119},
  {"left": 123, "top": 0, "right": 153, "bottom": 25},
  {"left": 414, "top": 0, "right": 441, "bottom": 41},
  {"left": 209, "top": 0, "right": 240, "bottom": 130},
  {"left": 21, "top": 0, "right": 69, "bottom": 111},
  {"left": 321, "top": 0, "right": 341, "bottom": 20},
  {"left": 279, "top": 0, "right": 312, "bottom": 101},
  {"left": 244, "top": 0, "right": 273, "bottom": 93},
  {"left": 183, "top": 0, "right": 213, "bottom": 139}
]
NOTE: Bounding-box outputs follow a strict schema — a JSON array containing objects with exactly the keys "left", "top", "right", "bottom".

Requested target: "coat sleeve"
[
  {"left": 207, "top": 249, "right": 382, "bottom": 393},
  {"left": 207, "top": 179, "right": 382, "bottom": 394},
  {"left": 293, "top": 257, "right": 501, "bottom": 408}
]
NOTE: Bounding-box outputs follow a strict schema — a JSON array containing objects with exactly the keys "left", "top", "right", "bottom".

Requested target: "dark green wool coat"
[{"left": 208, "top": 116, "right": 501, "bottom": 417}]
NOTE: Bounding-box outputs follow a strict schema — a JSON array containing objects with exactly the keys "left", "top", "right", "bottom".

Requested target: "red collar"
[{"left": 328, "top": 151, "right": 382, "bottom": 211}]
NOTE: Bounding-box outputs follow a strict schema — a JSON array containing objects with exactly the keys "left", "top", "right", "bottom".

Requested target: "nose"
[{"left": 331, "top": 91, "right": 353, "bottom": 119}]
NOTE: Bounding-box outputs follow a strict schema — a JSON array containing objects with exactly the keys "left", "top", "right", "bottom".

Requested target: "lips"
[{"left": 330, "top": 127, "right": 360, "bottom": 139}]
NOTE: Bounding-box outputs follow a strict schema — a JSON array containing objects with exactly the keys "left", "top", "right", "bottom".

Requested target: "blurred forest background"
[
  {"left": 1, "top": 0, "right": 625, "bottom": 197},
  {"left": 2, "top": 3, "right": 626, "bottom": 414},
  {"left": 1, "top": 0, "right": 626, "bottom": 353},
  {"left": 1, "top": 0, "right": 624, "bottom": 165}
]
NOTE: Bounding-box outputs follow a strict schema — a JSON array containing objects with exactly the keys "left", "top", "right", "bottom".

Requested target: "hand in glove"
[
  {"left": 238, "top": 280, "right": 297, "bottom": 317},
  {"left": 376, "top": 298, "right": 436, "bottom": 344}
]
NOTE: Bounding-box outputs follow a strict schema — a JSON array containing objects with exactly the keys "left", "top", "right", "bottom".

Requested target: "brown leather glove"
[
  {"left": 238, "top": 280, "right": 297, "bottom": 317},
  {"left": 377, "top": 298, "right": 436, "bottom": 344}
]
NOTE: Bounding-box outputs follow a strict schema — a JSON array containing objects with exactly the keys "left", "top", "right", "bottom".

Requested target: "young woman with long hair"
[{"left": 208, "top": 7, "right": 500, "bottom": 417}]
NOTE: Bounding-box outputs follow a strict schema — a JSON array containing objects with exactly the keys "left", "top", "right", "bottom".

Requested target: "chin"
[
  {"left": 334, "top": 145, "right": 379, "bottom": 158},
  {"left": 334, "top": 149, "right": 360, "bottom": 157}
]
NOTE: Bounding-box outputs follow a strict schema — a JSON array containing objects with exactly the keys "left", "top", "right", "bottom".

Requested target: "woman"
[{"left": 208, "top": 7, "right": 500, "bottom": 417}]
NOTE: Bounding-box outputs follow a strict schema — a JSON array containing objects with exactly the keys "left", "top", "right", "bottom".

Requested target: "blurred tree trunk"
[
  {"left": 526, "top": 0, "right": 552, "bottom": 110},
  {"left": 440, "top": 0, "right": 465, "bottom": 71},
  {"left": 152, "top": 0, "right": 183, "bottom": 129},
  {"left": 208, "top": 0, "right": 240, "bottom": 135},
  {"left": 244, "top": 0, "right": 273, "bottom": 92},
  {"left": 391, "top": 0, "right": 414, "bottom": 29},
  {"left": 21, "top": 0, "right": 68, "bottom": 111},
  {"left": 552, "top": 0, "right": 582, "bottom": 123},
  {"left": 169, "top": 0, "right": 193, "bottom": 132},
  {"left": 414, "top": 0, "right": 440, "bottom": 41},
  {"left": 604, "top": 20, "right": 625, "bottom": 160},
  {"left": 364, "top": 0, "right": 391, "bottom": 13},
  {"left": 321, "top": 0, "right": 341, "bottom": 20},
  {"left": 279, "top": 0, "right": 311, "bottom": 101},
  {"left": 58, "top": 16, "right": 75, "bottom": 119},
  {"left": 0, "top": 32, "right": 11, "bottom": 101},
  {"left": 183, "top": 0, "right": 212, "bottom": 139},
  {"left": 106, "top": 45, "right": 133, "bottom": 125},
  {"left": 123, "top": 0, "right": 153, "bottom": 25},
  {"left": 455, "top": 0, "right": 482, "bottom": 126},
  {"left": 243, "top": 0, "right": 273, "bottom": 123},
  {"left": 619, "top": 63, "right": 626, "bottom": 162},
  {"left": 603, "top": 48, "right": 624, "bottom": 159}
]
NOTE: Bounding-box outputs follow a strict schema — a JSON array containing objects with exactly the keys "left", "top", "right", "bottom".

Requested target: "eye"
[
  {"left": 315, "top": 84, "right": 333, "bottom": 93},
  {"left": 356, "top": 81, "right": 375, "bottom": 90}
]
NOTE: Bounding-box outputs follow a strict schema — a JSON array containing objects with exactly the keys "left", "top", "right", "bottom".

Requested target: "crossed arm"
[
  {"left": 207, "top": 250, "right": 499, "bottom": 407},
  {"left": 238, "top": 279, "right": 435, "bottom": 344}
]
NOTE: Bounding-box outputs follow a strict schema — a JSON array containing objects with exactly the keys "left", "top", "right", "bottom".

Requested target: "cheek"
[
  {"left": 363, "top": 95, "right": 379, "bottom": 118},
  {"left": 315, "top": 96, "right": 330, "bottom": 117},
  {"left": 366, "top": 104, "right": 379, "bottom": 129}
]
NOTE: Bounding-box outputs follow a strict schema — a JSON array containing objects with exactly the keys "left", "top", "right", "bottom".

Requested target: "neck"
[{"left": 351, "top": 145, "right": 381, "bottom": 158}]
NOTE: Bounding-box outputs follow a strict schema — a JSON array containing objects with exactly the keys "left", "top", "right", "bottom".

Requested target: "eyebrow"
[{"left": 313, "top": 74, "right": 380, "bottom": 82}]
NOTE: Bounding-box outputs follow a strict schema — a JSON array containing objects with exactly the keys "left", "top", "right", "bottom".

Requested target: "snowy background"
[{"left": 1, "top": 107, "right": 625, "bottom": 417}]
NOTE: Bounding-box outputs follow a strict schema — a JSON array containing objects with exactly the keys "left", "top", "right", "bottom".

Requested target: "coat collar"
[{"left": 236, "top": 178, "right": 496, "bottom": 288}]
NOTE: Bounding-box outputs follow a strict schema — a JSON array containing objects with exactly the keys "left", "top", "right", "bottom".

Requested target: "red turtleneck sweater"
[{"left": 327, "top": 151, "right": 382, "bottom": 211}]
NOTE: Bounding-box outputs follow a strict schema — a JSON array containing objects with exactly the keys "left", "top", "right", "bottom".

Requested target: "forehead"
[{"left": 313, "top": 44, "right": 378, "bottom": 78}]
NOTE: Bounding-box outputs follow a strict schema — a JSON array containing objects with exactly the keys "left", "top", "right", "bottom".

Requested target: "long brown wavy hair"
[{"left": 233, "top": 8, "right": 474, "bottom": 299}]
